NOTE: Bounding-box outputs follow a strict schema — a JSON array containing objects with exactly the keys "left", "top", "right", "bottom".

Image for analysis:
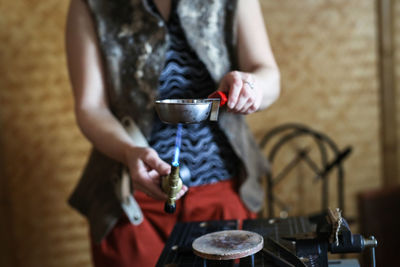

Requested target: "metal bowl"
[{"left": 155, "top": 99, "right": 214, "bottom": 124}]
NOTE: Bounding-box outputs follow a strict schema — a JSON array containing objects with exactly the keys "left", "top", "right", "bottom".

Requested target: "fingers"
[
  {"left": 142, "top": 148, "right": 171, "bottom": 176},
  {"left": 132, "top": 168, "right": 189, "bottom": 201},
  {"left": 126, "top": 147, "right": 168, "bottom": 200},
  {"left": 130, "top": 160, "right": 167, "bottom": 200},
  {"left": 136, "top": 179, "right": 168, "bottom": 200},
  {"left": 222, "top": 71, "right": 243, "bottom": 109},
  {"left": 127, "top": 147, "right": 191, "bottom": 201},
  {"left": 175, "top": 185, "right": 188, "bottom": 200},
  {"left": 218, "top": 71, "right": 259, "bottom": 114}
]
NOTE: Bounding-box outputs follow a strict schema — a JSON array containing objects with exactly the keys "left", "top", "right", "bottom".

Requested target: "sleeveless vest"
[{"left": 68, "top": 0, "right": 269, "bottom": 243}]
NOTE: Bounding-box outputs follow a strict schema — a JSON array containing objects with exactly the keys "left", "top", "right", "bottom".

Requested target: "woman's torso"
[{"left": 147, "top": 0, "right": 241, "bottom": 186}]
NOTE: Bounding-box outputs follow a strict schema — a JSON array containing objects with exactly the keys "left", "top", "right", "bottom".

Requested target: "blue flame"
[{"left": 172, "top": 124, "right": 182, "bottom": 167}]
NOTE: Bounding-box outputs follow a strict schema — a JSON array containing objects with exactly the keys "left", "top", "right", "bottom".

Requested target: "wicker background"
[
  {"left": 395, "top": 0, "right": 400, "bottom": 173},
  {"left": 0, "top": 0, "right": 389, "bottom": 266},
  {"left": 251, "top": 0, "right": 381, "bottom": 218},
  {"left": 0, "top": 1, "right": 92, "bottom": 266}
]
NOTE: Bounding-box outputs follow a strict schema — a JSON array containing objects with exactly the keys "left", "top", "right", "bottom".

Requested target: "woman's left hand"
[{"left": 214, "top": 71, "right": 261, "bottom": 114}]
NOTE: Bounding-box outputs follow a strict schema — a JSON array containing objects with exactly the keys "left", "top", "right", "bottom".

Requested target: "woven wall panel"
[
  {"left": 249, "top": 0, "right": 381, "bottom": 219},
  {"left": 0, "top": 158, "right": 13, "bottom": 267},
  {"left": 0, "top": 0, "right": 92, "bottom": 267},
  {"left": 395, "top": 0, "right": 400, "bottom": 177}
]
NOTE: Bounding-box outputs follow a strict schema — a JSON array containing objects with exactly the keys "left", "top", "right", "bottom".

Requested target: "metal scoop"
[{"left": 154, "top": 91, "right": 228, "bottom": 124}]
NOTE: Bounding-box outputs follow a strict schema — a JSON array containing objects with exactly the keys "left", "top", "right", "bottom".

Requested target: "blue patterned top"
[{"left": 148, "top": 0, "right": 240, "bottom": 186}]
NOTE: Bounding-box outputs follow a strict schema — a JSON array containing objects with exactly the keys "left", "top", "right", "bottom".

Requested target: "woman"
[{"left": 66, "top": 0, "right": 280, "bottom": 266}]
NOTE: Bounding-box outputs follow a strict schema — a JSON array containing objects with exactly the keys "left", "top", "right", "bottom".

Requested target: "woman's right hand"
[{"left": 125, "top": 146, "right": 188, "bottom": 200}]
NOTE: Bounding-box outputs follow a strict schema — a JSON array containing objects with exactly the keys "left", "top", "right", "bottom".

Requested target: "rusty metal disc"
[{"left": 192, "top": 230, "right": 264, "bottom": 260}]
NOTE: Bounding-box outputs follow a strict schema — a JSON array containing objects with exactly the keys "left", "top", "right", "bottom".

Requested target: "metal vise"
[
  {"left": 161, "top": 165, "right": 183, "bottom": 213},
  {"left": 285, "top": 208, "right": 378, "bottom": 267}
]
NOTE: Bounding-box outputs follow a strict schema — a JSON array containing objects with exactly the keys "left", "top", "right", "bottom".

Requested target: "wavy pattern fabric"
[{"left": 148, "top": 0, "right": 240, "bottom": 186}]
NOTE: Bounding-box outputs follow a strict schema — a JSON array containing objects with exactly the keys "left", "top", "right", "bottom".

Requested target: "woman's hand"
[
  {"left": 125, "top": 146, "right": 188, "bottom": 200},
  {"left": 215, "top": 71, "right": 261, "bottom": 114}
]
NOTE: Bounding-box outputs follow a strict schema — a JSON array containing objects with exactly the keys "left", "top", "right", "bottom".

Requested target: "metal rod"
[{"left": 273, "top": 148, "right": 310, "bottom": 186}]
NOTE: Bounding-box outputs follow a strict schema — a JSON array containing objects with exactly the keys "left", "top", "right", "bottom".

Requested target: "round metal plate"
[{"left": 192, "top": 230, "right": 264, "bottom": 260}]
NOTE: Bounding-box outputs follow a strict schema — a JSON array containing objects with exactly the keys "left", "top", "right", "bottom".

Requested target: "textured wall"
[
  {"left": 395, "top": 0, "right": 400, "bottom": 176},
  {"left": 0, "top": 0, "right": 382, "bottom": 266},
  {"left": 0, "top": 1, "right": 92, "bottom": 267},
  {"left": 249, "top": 0, "right": 381, "bottom": 218}
]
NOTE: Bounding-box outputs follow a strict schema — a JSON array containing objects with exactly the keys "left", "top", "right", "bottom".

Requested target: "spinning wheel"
[{"left": 260, "top": 123, "right": 352, "bottom": 218}]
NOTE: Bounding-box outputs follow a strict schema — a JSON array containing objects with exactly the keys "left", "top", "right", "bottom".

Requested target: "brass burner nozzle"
[{"left": 161, "top": 165, "right": 183, "bottom": 213}]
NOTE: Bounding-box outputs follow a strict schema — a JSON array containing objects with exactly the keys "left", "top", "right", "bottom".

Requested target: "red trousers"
[{"left": 90, "top": 179, "right": 256, "bottom": 267}]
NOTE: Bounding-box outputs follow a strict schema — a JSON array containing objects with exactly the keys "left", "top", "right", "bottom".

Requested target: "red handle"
[{"left": 208, "top": 91, "right": 228, "bottom": 107}]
